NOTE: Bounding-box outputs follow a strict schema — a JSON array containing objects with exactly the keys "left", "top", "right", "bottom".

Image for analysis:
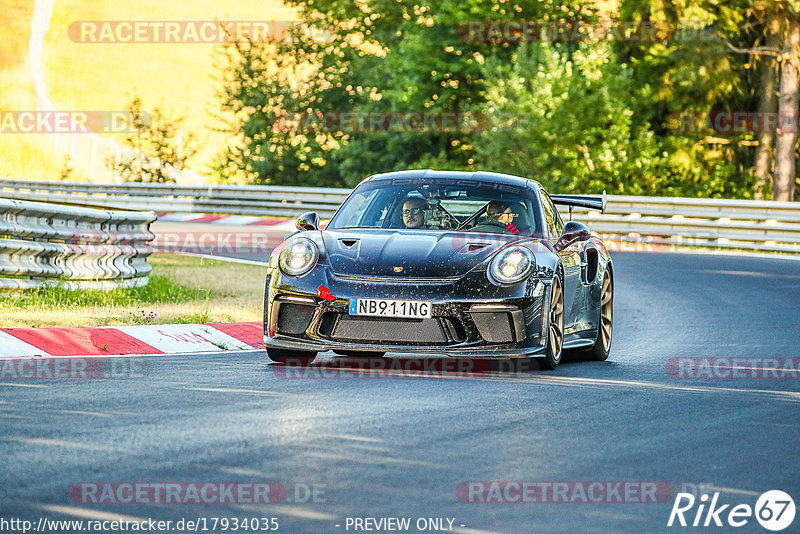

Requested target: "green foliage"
[
  {"left": 184, "top": 297, "right": 212, "bottom": 324},
  {"left": 110, "top": 96, "right": 197, "bottom": 183},
  {"left": 474, "top": 42, "right": 756, "bottom": 197},
  {"left": 610, "top": 0, "right": 778, "bottom": 198},
  {"left": 214, "top": 0, "right": 593, "bottom": 187},
  {"left": 474, "top": 43, "right": 663, "bottom": 194},
  {"left": 212, "top": 0, "right": 780, "bottom": 198}
]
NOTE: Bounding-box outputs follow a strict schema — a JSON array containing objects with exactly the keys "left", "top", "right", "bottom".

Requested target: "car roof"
[{"left": 365, "top": 169, "right": 543, "bottom": 190}]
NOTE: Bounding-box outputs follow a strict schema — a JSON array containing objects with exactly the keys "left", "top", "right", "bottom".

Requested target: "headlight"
[
  {"left": 279, "top": 237, "right": 318, "bottom": 276},
  {"left": 489, "top": 246, "right": 535, "bottom": 284}
]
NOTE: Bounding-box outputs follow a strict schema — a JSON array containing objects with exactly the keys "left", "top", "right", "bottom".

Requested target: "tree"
[
  {"left": 718, "top": 2, "right": 800, "bottom": 201},
  {"left": 750, "top": 7, "right": 781, "bottom": 199},
  {"left": 774, "top": 12, "right": 800, "bottom": 201},
  {"left": 110, "top": 96, "right": 197, "bottom": 183},
  {"left": 214, "top": 0, "right": 593, "bottom": 187},
  {"left": 214, "top": 0, "right": 790, "bottom": 200},
  {"left": 617, "top": 0, "right": 799, "bottom": 200},
  {"left": 474, "top": 42, "right": 676, "bottom": 195}
]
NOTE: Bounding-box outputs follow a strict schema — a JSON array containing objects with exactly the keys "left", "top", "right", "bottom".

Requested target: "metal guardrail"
[
  {"left": 1, "top": 179, "right": 798, "bottom": 254},
  {"left": 572, "top": 196, "right": 800, "bottom": 254},
  {"left": 0, "top": 197, "right": 156, "bottom": 289},
  {"left": 0, "top": 179, "right": 351, "bottom": 218}
]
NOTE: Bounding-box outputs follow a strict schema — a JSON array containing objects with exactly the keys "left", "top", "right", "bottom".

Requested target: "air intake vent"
[
  {"left": 459, "top": 243, "right": 490, "bottom": 253},
  {"left": 471, "top": 312, "right": 514, "bottom": 343},
  {"left": 275, "top": 303, "right": 316, "bottom": 335},
  {"left": 332, "top": 316, "right": 458, "bottom": 345}
]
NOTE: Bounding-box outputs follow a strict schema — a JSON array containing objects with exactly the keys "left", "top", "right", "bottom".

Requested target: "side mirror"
[
  {"left": 555, "top": 221, "right": 590, "bottom": 251},
  {"left": 296, "top": 212, "right": 320, "bottom": 231}
]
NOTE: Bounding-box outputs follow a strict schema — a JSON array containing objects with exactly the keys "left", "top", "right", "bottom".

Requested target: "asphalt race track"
[{"left": 1, "top": 251, "right": 799, "bottom": 533}]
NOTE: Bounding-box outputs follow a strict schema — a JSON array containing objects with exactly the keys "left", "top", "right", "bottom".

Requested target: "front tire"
[
  {"left": 540, "top": 273, "right": 564, "bottom": 370},
  {"left": 266, "top": 348, "right": 317, "bottom": 366}
]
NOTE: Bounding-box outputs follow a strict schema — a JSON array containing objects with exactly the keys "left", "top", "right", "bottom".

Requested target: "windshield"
[{"left": 329, "top": 177, "right": 542, "bottom": 235}]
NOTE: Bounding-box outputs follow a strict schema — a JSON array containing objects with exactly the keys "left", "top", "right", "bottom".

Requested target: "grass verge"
[{"left": 0, "top": 253, "right": 266, "bottom": 328}]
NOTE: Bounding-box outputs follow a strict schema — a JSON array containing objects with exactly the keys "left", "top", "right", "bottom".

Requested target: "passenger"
[{"left": 471, "top": 200, "right": 520, "bottom": 234}]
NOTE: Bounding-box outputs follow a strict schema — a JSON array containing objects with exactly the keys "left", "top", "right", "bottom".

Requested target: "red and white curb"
[
  {"left": 156, "top": 213, "right": 295, "bottom": 229},
  {"left": 0, "top": 322, "right": 264, "bottom": 358}
]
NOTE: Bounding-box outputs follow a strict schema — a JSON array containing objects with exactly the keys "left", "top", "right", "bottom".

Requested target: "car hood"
[{"left": 321, "top": 229, "right": 523, "bottom": 278}]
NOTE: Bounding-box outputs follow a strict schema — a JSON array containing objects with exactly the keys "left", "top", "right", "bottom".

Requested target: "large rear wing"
[{"left": 550, "top": 191, "right": 607, "bottom": 214}]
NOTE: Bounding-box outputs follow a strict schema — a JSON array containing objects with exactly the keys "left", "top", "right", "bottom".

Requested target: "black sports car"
[{"left": 263, "top": 170, "right": 613, "bottom": 370}]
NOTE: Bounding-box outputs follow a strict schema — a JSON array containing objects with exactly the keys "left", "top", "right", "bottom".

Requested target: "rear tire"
[
  {"left": 576, "top": 270, "right": 613, "bottom": 361},
  {"left": 540, "top": 272, "right": 564, "bottom": 370},
  {"left": 266, "top": 348, "right": 317, "bottom": 366}
]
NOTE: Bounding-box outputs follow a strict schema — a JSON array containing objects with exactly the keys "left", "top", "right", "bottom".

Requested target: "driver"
[
  {"left": 402, "top": 196, "right": 428, "bottom": 229},
  {"left": 471, "top": 200, "right": 520, "bottom": 234}
]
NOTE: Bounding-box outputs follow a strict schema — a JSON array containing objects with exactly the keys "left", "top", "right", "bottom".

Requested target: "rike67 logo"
[{"left": 668, "top": 490, "right": 795, "bottom": 531}]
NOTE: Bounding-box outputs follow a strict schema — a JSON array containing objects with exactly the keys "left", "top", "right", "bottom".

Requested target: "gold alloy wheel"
[
  {"left": 600, "top": 274, "right": 613, "bottom": 352},
  {"left": 549, "top": 275, "right": 564, "bottom": 357}
]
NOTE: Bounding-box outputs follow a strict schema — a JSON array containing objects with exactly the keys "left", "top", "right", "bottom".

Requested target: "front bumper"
[
  {"left": 264, "top": 267, "right": 550, "bottom": 359},
  {"left": 263, "top": 334, "right": 548, "bottom": 358}
]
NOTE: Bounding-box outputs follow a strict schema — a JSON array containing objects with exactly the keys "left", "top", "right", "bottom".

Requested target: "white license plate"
[{"left": 349, "top": 298, "right": 432, "bottom": 319}]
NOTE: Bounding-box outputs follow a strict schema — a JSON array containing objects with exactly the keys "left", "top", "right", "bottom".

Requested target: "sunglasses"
[{"left": 402, "top": 208, "right": 424, "bottom": 216}]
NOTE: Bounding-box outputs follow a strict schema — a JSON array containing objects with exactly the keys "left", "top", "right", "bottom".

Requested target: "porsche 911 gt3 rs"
[{"left": 264, "top": 170, "right": 613, "bottom": 370}]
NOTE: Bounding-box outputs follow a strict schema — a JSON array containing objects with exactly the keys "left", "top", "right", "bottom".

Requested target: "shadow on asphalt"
[{"left": 265, "top": 352, "right": 609, "bottom": 380}]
